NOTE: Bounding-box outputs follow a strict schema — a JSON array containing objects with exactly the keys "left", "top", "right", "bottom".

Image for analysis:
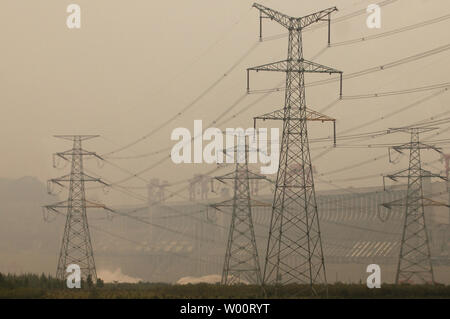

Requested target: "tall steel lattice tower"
[
  {"left": 248, "top": 3, "right": 343, "bottom": 290},
  {"left": 45, "top": 135, "right": 109, "bottom": 282},
  {"left": 211, "top": 141, "right": 269, "bottom": 285},
  {"left": 381, "top": 127, "right": 449, "bottom": 284}
]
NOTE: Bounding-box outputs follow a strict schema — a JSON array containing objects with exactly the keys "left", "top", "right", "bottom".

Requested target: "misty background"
[{"left": 1, "top": 0, "right": 450, "bottom": 282}]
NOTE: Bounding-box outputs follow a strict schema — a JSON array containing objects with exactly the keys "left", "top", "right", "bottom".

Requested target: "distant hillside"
[
  {"left": 0, "top": 177, "right": 60, "bottom": 274},
  {"left": 0, "top": 176, "right": 55, "bottom": 203}
]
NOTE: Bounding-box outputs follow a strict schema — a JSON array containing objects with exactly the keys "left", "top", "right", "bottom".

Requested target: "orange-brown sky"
[{"left": 1, "top": 0, "right": 450, "bottom": 205}]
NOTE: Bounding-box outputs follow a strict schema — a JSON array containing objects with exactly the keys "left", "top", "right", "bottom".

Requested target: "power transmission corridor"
[
  {"left": 45, "top": 135, "right": 109, "bottom": 282},
  {"left": 212, "top": 142, "right": 267, "bottom": 285},
  {"left": 248, "top": 3, "right": 343, "bottom": 290}
]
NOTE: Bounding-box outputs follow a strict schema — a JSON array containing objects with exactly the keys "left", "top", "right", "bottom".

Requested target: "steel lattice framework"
[
  {"left": 248, "top": 3, "right": 342, "bottom": 292},
  {"left": 212, "top": 141, "right": 269, "bottom": 285},
  {"left": 45, "top": 135, "right": 110, "bottom": 283},
  {"left": 381, "top": 127, "right": 449, "bottom": 284}
]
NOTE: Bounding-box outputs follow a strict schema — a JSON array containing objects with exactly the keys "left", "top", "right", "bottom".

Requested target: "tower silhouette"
[
  {"left": 381, "top": 127, "right": 449, "bottom": 284},
  {"left": 45, "top": 135, "right": 110, "bottom": 282},
  {"left": 212, "top": 139, "right": 269, "bottom": 285},
  {"left": 247, "top": 3, "right": 343, "bottom": 291}
]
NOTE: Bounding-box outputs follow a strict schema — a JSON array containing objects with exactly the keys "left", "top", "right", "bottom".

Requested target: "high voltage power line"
[
  {"left": 86, "top": 116, "right": 449, "bottom": 206},
  {"left": 260, "top": 0, "right": 400, "bottom": 42},
  {"left": 48, "top": 157, "right": 448, "bottom": 269},
  {"left": 341, "top": 82, "right": 450, "bottom": 100},
  {"left": 101, "top": 42, "right": 450, "bottom": 182},
  {"left": 248, "top": 43, "right": 450, "bottom": 94},
  {"left": 75, "top": 153, "right": 405, "bottom": 248},
  {"left": 311, "top": 91, "right": 450, "bottom": 161},
  {"left": 51, "top": 185, "right": 387, "bottom": 270},
  {"left": 107, "top": 93, "right": 248, "bottom": 160},
  {"left": 48, "top": 1, "right": 450, "bottom": 274},
  {"left": 102, "top": 0, "right": 402, "bottom": 161},
  {"left": 317, "top": 124, "right": 450, "bottom": 178},
  {"left": 78, "top": 179, "right": 409, "bottom": 267},
  {"left": 81, "top": 117, "right": 450, "bottom": 220},
  {"left": 48, "top": 209, "right": 224, "bottom": 267},
  {"left": 97, "top": 53, "right": 450, "bottom": 188},
  {"left": 330, "top": 13, "right": 450, "bottom": 47},
  {"left": 40, "top": 1, "right": 450, "bottom": 285},
  {"left": 103, "top": 43, "right": 259, "bottom": 159}
]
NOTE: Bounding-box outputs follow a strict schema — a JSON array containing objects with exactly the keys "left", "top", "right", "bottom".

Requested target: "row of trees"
[
  {"left": 0, "top": 273, "right": 64, "bottom": 289},
  {"left": 0, "top": 273, "right": 104, "bottom": 289},
  {"left": 1, "top": 273, "right": 450, "bottom": 298}
]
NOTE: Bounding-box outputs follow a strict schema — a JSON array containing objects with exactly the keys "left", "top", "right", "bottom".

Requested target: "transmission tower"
[
  {"left": 44, "top": 135, "right": 110, "bottom": 283},
  {"left": 381, "top": 127, "right": 449, "bottom": 284},
  {"left": 211, "top": 140, "right": 269, "bottom": 285},
  {"left": 248, "top": 3, "right": 343, "bottom": 291}
]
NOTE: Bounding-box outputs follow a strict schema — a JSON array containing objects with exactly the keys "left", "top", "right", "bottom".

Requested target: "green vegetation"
[{"left": 0, "top": 273, "right": 450, "bottom": 299}]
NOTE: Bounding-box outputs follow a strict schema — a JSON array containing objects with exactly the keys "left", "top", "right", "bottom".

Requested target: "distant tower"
[
  {"left": 159, "top": 180, "right": 169, "bottom": 202},
  {"left": 441, "top": 153, "right": 450, "bottom": 224},
  {"left": 189, "top": 177, "right": 196, "bottom": 201},
  {"left": 381, "top": 127, "right": 449, "bottom": 284},
  {"left": 200, "top": 175, "right": 210, "bottom": 200},
  {"left": 148, "top": 182, "right": 155, "bottom": 206},
  {"left": 248, "top": 3, "right": 342, "bottom": 292},
  {"left": 250, "top": 178, "right": 259, "bottom": 197},
  {"left": 148, "top": 178, "right": 160, "bottom": 205},
  {"left": 212, "top": 140, "right": 269, "bottom": 285},
  {"left": 45, "top": 135, "right": 110, "bottom": 282}
]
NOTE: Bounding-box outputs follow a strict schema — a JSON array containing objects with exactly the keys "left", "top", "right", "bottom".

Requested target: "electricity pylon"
[
  {"left": 248, "top": 3, "right": 343, "bottom": 291},
  {"left": 211, "top": 140, "right": 269, "bottom": 285},
  {"left": 44, "top": 135, "right": 110, "bottom": 283},
  {"left": 381, "top": 127, "right": 449, "bottom": 284}
]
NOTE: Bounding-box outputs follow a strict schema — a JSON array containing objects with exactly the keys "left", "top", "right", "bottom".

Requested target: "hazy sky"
[{"left": 1, "top": 0, "right": 450, "bottom": 205}]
